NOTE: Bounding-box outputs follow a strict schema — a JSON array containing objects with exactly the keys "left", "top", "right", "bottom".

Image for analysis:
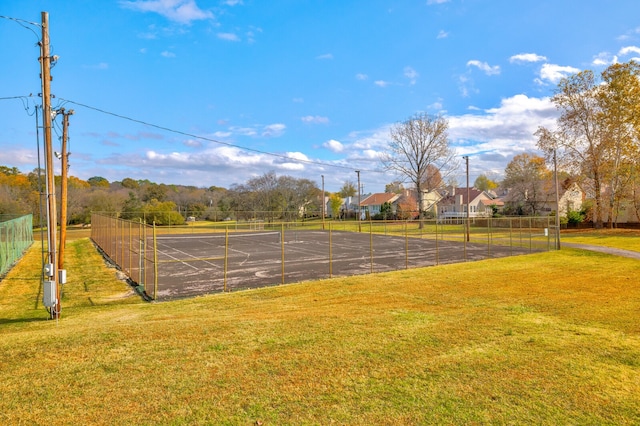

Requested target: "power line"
[
  {"left": 0, "top": 95, "right": 38, "bottom": 116},
  {"left": 0, "top": 15, "right": 41, "bottom": 41},
  {"left": 57, "top": 97, "right": 383, "bottom": 174}
]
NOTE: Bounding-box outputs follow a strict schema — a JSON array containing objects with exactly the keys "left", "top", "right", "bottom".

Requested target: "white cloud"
[
  {"left": 119, "top": 0, "right": 214, "bottom": 24},
  {"left": 446, "top": 94, "right": 558, "bottom": 177},
  {"left": 285, "top": 152, "right": 309, "bottom": 162},
  {"left": 323, "top": 139, "right": 344, "bottom": 153},
  {"left": 362, "top": 149, "right": 380, "bottom": 159},
  {"left": 537, "top": 63, "right": 580, "bottom": 84},
  {"left": 592, "top": 52, "right": 618, "bottom": 66},
  {"left": 229, "top": 126, "right": 257, "bottom": 137},
  {"left": 355, "top": 73, "right": 368, "bottom": 81},
  {"left": 467, "top": 60, "right": 501, "bottom": 76},
  {"left": 223, "top": 0, "right": 243, "bottom": 5},
  {"left": 375, "top": 80, "right": 390, "bottom": 88},
  {"left": 183, "top": 139, "right": 202, "bottom": 147},
  {"left": 619, "top": 46, "right": 640, "bottom": 56},
  {"left": 428, "top": 99, "right": 444, "bottom": 112},
  {"left": 301, "top": 115, "right": 330, "bottom": 124},
  {"left": 437, "top": 30, "right": 449, "bottom": 39},
  {"left": 161, "top": 51, "right": 176, "bottom": 58},
  {"left": 262, "top": 123, "right": 286, "bottom": 137},
  {"left": 427, "top": 0, "right": 450, "bottom": 4},
  {"left": 218, "top": 32, "right": 240, "bottom": 42},
  {"left": 0, "top": 146, "right": 39, "bottom": 166},
  {"left": 509, "top": 53, "right": 547, "bottom": 63},
  {"left": 617, "top": 27, "right": 640, "bottom": 41},
  {"left": 404, "top": 66, "right": 419, "bottom": 85},
  {"left": 316, "top": 53, "right": 333, "bottom": 60},
  {"left": 457, "top": 74, "right": 476, "bottom": 97},
  {"left": 212, "top": 131, "right": 232, "bottom": 138}
]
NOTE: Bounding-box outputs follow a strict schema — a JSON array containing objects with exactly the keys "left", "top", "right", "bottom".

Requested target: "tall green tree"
[
  {"left": 87, "top": 176, "right": 110, "bottom": 188},
  {"left": 338, "top": 180, "right": 357, "bottom": 198},
  {"left": 474, "top": 174, "right": 498, "bottom": 192},
  {"left": 329, "top": 193, "right": 343, "bottom": 219}
]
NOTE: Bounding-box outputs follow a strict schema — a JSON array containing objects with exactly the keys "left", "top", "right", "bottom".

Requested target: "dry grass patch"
[{"left": 0, "top": 237, "right": 639, "bottom": 424}]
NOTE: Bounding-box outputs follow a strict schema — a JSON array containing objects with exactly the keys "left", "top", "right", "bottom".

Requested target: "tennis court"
[{"left": 152, "top": 229, "right": 540, "bottom": 300}]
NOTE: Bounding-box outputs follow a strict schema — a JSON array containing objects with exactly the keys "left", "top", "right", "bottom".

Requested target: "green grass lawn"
[
  {"left": 561, "top": 228, "right": 640, "bottom": 251},
  {"left": 0, "top": 230, "right": 639, "bottom": 424}
]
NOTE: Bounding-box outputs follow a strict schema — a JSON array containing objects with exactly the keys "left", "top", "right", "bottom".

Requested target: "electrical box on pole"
[{"left": 43, "top": 281, "right": 57, "bottom": 308}]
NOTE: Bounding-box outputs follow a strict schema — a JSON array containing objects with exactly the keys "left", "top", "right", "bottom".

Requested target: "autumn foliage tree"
[
  {"left": 502, "top": 153, "right": 551, "bottom": 215},
  {"left": 537, "top": 60, "right": 640, "bottom": 228}
]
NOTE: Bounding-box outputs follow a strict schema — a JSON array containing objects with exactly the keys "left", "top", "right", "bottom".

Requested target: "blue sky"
[{"left": 1, "top": 0, "right": 640, "bottom": 193}]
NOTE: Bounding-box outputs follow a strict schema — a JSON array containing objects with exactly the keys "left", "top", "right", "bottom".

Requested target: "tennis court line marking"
[{"left": 155, "top": 241, "right": 222, "bottom": 270}]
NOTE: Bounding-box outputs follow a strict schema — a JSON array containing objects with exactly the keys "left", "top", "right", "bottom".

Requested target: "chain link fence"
[
  {"left": 0, "top": 214, "right": 34, "bottom": 276},
  {"left": 91, "top": 213, "right": 558, "bottom": 300}
]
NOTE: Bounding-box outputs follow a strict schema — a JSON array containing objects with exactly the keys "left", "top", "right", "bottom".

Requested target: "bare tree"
[{"left": 381, "top": 113, "right": 457, "bottom": 221}]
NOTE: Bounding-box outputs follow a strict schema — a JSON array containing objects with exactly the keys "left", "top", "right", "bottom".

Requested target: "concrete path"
[{"left": 561, "top": 242, "right": 640, "bottom": 259}]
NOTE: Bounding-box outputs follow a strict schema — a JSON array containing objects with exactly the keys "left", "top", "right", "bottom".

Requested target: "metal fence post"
[
  {"left": 153, "top": 221, "right": 158, "bottom": 300},
  {"left": 369, "top": 221, "right": 374, "bottom": 273},
  {"left": 224, "top": 227, "right": 229, "bottom": 292},
  {"left": 404, "top": 221, "right": 409, "bottom": 269},
  {"left": 281, "top": 222, "right": 285, "bottom": 285},
  {"left": 329, "top": 222, "right": 333, "bottom": 278}
]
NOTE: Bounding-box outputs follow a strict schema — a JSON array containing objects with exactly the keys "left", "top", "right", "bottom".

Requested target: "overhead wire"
[
  {"left": 0, "top": 95, "right": 38, "bottom": 116},
  {"left": 0, "top": 15, "right": 41, "bottom": 41},
  {"left": 56, "top": 97, "right": 383, "bottom": 174}
]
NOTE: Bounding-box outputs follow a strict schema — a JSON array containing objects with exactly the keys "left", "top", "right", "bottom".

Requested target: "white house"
[{"left": 438, "top": 187, "right": 498, "bottom": 221}]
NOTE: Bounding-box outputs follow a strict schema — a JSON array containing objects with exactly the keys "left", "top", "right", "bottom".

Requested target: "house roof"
[
  {"left": 481, "top": 199, "right": 504, "bottom": 206},
  {"left": 360, "top": 193, "right": 398, "bottom": 206},
  {"left": 439, "top": 187, "right": 488, "bottom": 205}
]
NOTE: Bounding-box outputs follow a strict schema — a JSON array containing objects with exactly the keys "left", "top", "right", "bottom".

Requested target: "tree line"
[
  {"left": 2, "top": 61, "right": 639, "bottom": 227},
  {"left": 382, "top": 60, "right": 640, "bottom": 227}
]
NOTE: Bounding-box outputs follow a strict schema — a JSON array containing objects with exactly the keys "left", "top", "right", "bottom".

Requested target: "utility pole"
[
  {"left": 356, "top": 170, "right": 361, "bottom": 232},
  {"left": 40, "top": 11, "right": 59, "bottom": 319},
  {"left": 58, "top": 108, "right": 74, "bottom": 274},
  {"left": 464, "top": 156, "right": 470, "bottom": 242}
]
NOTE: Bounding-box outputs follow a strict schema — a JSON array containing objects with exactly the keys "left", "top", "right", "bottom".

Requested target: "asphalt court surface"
[{"left": 152, "top": 229, "right": 541, "bottom": 300}]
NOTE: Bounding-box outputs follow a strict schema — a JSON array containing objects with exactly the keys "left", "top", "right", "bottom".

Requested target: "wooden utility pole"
[
  {"left": 40, "top": 11, "right": 59, "bottom": 319},
  {"left": 58, "top": 108, "right": 74, "bottom": 273}
]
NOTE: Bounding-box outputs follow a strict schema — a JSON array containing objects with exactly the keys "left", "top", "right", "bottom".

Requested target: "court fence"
[
  {"left": 0, "top": 214, "right": 34, "bottom": 277},
  {"left": 91, "top": 213, "right": 558, "bottom": 301}
]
